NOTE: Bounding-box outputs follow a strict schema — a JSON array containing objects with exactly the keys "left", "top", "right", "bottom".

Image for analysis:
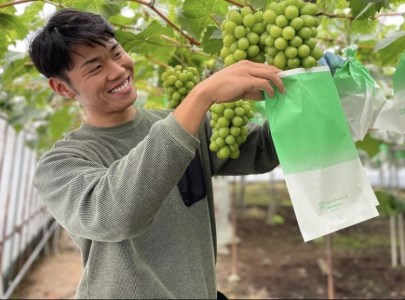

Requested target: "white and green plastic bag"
[
  {"left": 265, "top": 66, "right": 379, "bottom": 242},
  {"left": 373, "top": 51, "right": 405, "bottom": 133},
  {"left": 333, "top": 48, "right": 387, "bottom": 142}
]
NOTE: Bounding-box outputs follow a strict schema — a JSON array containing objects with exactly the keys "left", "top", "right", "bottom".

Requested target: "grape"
[
  {"left": 247, "top": 32, "right": 260, "bottom": 45},
  {"left": 229, "top": 10, "right": 243, "bottom": 25},
  {"left": 237, "top": 37, "right": 250, "bottom": 50},
  {"left": 241, "top": 6, "right": 253, "bottom": 16},
  {"left": 269, "top": 26, "right": 282, "bottom": 38},
  {"left": 297, "top": 44, "right": 310, "bottom": 58},
  {"left": 274, "top": 37, "right": 288, "bottom": 51},
  {"left": 298, "top": 27, "right": 312, "bottom": 40},
  {"left": 287, "top": 57, "right": 300, "bottom": 69},
  {"left": 282, "top": 26, "right": 295, "bottom": 40},
  {"left": 275, "top": 15, "right": 289, "bottom": 28},
  {"left": 247, "top": 45, "right": 260, "bottom": 58},
  {"left": 234, "top": 25, "right": 247, "bottom": 38},
  {"left": 301, "top": 15, "right": 316, "bottom": 27},
  {"left": 289, "top": 35, "right": 303, "bottom": 47},
  {"left": 302, "top": 56, "right": 316, "bottom": 68},
  {"left": 265, "top": 36, "right": 275, "bottom": 47},
  {"left": 305, "top": 37, "right": 316, "bottom": 49},
  {"left": 161, "top": 65, "right": 200, "bottom": 109},
  {"left": 233, "top": 49, "right": 247, "bottom": 61},
  {"left": 274, "top": 51, "right": 287, "bottom": 69},
  {"left": 243, "top": 14, "right": 256, "bottom": 28},
  {"left": 254, "top": 11, "right": 264, "bottom": 22},
  {"left": 263, "top": 9, "right": 277, "bottom": 23},
  {"left": 223, "top": 34, "right": 236, "bottom": 47},
  {"left": 285, "top": 5, "right": 299, "bottom": 20},
  {"left": 290, "top": 17, "right": 304, "bottom": 30},
  {"left": 285, "top": 46, "right": 298, "bottom": 58},
  {"left": 224, "top": 21, "right": 237, "bottom": 34},
  {"left": 251, "top": 22, "right": 266, "bottom": 35},
  {"left": 300, "top": 3, "right": 318, "bottom": 16}
]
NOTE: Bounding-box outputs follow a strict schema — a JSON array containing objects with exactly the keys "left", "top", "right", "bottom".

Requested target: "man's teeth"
[{"left": 110, "top": 79, "right": 129, "bottom": 93}]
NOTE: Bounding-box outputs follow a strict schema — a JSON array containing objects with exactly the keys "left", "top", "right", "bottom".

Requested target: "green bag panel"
[{"left": 265, "top": 67, "right": 358, "bottom": 174}]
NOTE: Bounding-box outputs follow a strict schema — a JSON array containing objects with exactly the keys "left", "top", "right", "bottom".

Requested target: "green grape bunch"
[
  {"left": 219, "top": 0, "right": 323, "bottom": 70},
  {"left": 209, "top": 100, "right": 255, "bottom": 160},
  {"left": 220, "top": 6, "right": 267, "bottom": 66},
  {"left": 161, "top": 65, "right": 200, "bottom": 109},
  {"left": 264, "top": 0, "right": 323, "bottom": 70}
]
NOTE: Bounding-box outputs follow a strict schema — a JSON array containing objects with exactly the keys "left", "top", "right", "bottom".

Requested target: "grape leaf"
[
  {"left": 202, "top": 26, "right": 223, "bottom": 55},
  {"left": 0, "top": 12, "right": 28, "bottom": 39},
  {"left": 355, "top": 133, "right": 382, "bottom": 158},
  {"left": 177, "top": 0, "right": 228, "bottom": 40},
  {"left": 349, "top": 0, "right": 385, "bottom": 20},
  {"left": 250, "top": 0, "right": 268, "bottom": 10},
  {"left": 0, "top": 34, "right": 7, "bottom": 62},
  {"left": 374, "top": 190, "right": 405, "bottom": 216},
  {"left": 375, "top": 31, "right": 405, "bottom": 65},
  {"left": 48, "top": 105, "right": 75, "bottom": 139},
  {"left": 61, "top": 0, "right": 123, "bottom": 17},
  {"left": 115, "top": 21, "right": 176, "bottom": 64}
]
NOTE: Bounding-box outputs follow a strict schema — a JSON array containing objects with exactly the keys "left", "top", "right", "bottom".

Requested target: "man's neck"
[{"left": 85, "top": 106, "right": 137, "bottom": 127}]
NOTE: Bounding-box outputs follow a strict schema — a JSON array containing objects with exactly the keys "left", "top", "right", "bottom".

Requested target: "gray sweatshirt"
[{"left": 34, "top": 108, "right": 279, "bottom": 299}]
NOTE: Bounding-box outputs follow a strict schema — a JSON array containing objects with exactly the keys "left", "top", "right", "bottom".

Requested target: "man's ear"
[{"left": 49, "top": 77, "right": 76, "bottom": 98}]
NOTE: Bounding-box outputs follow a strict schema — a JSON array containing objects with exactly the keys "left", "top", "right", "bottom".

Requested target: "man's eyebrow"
[
  {"left": 80, "top": 56, "right": 100, "bottom": 69},
  {"left": 80, "top": 43, "right": 121, "bottom": 69},
  {"left": 111, "top": 43, "right": 119, "bottom": 52}
]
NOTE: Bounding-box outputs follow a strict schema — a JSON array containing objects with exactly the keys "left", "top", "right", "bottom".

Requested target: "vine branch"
[
  {"left": 0, "top": 0, "right": 37, "bottom": 9},
  {"left": 224, "top": 0, "right": 244, "bottom": 8},
  {"left": 318, "top": 11, "right": 405, "bottom": 20},
  {"left": 0, "top": 0, "right": 60, "bottom": 9},
  {"left": 129, "top": 0, "right": 200, "bottom": 46}
]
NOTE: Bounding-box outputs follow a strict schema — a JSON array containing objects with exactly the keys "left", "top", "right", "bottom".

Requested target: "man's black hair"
[{"left": 29, "top": 8, "right": 115, "bottom": 82}]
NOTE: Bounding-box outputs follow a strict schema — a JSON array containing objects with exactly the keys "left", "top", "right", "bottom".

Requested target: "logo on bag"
[{"left": 318, "top": 194, "right": 348, "bottom": 211}]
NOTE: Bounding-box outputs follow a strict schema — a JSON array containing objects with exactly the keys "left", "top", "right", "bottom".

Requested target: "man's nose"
[{"left": 107, "top": 61, "right": 125, "bottom": 80}]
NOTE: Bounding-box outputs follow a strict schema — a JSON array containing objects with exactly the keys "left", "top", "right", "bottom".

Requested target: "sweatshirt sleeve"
[{"left": 34, "top": 113, "right": 200, "bottom": 242}]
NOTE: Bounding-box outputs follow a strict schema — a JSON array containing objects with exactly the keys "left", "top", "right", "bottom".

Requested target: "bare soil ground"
[
  {"left": 216, "top": 206, "right": 405, "bottom": 299},
  {"left": 13, "top": 181, "right": 405, "bottom": 299}
]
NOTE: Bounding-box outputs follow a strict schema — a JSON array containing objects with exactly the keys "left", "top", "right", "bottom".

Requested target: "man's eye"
[
  {"left": 90, "top": 65, "right": 102, "bottom": 73},
  {"left": 115, "top": 50, "right": 124, "bottom": 58}
]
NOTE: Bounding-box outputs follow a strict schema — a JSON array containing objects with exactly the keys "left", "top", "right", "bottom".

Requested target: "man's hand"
[
  {"left": 173, "top": 60, "right": 285, "bottom": 136},
  {"left": 196, "top": 60, "right": 285, "bottom": 104}
]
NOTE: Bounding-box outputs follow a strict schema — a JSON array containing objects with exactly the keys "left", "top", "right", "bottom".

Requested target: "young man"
[{"left": 30, "top": 8, "right": 285, "bottom": 299}]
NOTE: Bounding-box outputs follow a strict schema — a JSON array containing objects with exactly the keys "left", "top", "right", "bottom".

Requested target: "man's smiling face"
[{"left": 50, "top": 39, "right": 137, "bottom": 126}]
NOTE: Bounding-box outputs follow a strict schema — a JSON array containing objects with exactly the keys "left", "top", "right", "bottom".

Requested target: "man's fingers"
[
  {"left": 244, "top": 78, "right": 276, "bottom": 99},
  {"left": 244, "top": 65, "right": 285, "bottom": 94}
]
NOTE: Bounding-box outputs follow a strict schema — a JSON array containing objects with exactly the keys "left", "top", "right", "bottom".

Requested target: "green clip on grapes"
[{"left": 161, "top": 65, "right": 200, "bottom": 109}]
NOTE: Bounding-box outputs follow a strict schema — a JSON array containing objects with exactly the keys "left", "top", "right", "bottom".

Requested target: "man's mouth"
[{"left": 109, "top": 78, "right": 130, "bottom": 93}]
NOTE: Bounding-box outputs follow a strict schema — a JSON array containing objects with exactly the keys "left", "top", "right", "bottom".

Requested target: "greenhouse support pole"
[
  {"left": 326, "top": 234, "right": 335, "bottom": 300},
  {"left": 229, "top": 176, "right": 240, "bottom": 282},
  {"left": 390, "top": 216, "right": 398, "bottom": 267},
  {"left": 2, "top": 221, "right": 59, "bottom": 299},
  {"left": 398, "top": 213, "right": 405, "bottom": 266}
]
